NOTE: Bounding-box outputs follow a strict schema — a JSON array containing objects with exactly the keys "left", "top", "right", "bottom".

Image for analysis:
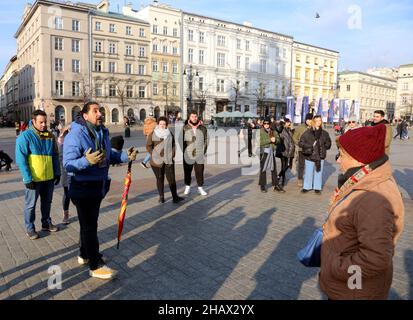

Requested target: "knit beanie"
[{"left": 338, "top": 124, "right": 386, "bottom": 164}]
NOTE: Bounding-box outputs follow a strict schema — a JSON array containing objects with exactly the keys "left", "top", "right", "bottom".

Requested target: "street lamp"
[{"left": 183, "top": 65, "right": 199, "bottom": 118}]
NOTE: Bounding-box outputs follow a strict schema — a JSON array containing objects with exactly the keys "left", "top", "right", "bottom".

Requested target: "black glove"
[
  {"left": 25, "top": 181, "right": 36, "bottom": 190},
  {"left": 54, "top": 176, "right": 61, "bottom": 186}
]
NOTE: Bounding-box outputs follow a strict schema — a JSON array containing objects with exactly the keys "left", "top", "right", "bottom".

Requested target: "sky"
[{"left": 1, "top": 0, "right": 413, "bottom": 74}]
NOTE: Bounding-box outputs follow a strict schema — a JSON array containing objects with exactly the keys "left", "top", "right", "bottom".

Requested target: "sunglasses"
[{"left": 263, "top": 122, "right": 270, "bottom": 125}]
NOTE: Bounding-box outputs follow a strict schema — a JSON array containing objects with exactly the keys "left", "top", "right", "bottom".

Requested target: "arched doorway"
[
  {"left": 127, "top": 108, "right": 134, "bottom": 118},
  {"left": 72, "top": 106, "right": 81, "bottom": 122},
  {"left": 111, "top": 108, "right": 119, "bottom": 123},
  {"left": 55, "top": 105, "right": 65, "bottom": 122},
  {"left": 154, "top": 106, "right": 160, "bottom": 119},
  {"left": 99, "top": 107, "right": 106, "bottom": 124},
  {"left": 139, "top": 108, "right": 146, "bottom": 121}
]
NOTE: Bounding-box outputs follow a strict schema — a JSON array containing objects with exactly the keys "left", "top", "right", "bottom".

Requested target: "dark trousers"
[
  {"left": 152, "top": 164, "right": 178, "bottom": 199},
  {"left": 62, "top": 186, "right": 70, "bottom": 212},
  {"left": 70, "top": 180, "right": 104, "bottom": 271},
  {"left": 278, "top": 157, "right": 293, "bottom": 185},
  {"left": 297, "top": 151, "right": 305, "bottom": 180},
  {"left": 248, "top": 136, "right": 253, "bottom": 156},
  {"left": 184, "top": 161, "right": 204, "bottom": 187},
  {"left": 259, "top": 152, "right": 279, "bottom": 187}
]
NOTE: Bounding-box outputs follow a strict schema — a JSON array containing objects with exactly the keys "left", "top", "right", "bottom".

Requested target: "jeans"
[
  {"left": 297, "top": 151, "right": 305, "bottom": 180},
  {"left": 304, "top": 159, "right": 324, "bottom": 191},
  {"left": 70, "top": 179, "right": 104, "bottom": 270},
  {"left": 24, "top": 180, "right": 55, "bottom": 232},
  {"left": 143, "top": 153, "right": 151, "bottom": 164}
]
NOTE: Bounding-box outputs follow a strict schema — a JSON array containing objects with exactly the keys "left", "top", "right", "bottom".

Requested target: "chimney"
[{"left": 97, "top": 0, "right": 110, "bottom": 13}]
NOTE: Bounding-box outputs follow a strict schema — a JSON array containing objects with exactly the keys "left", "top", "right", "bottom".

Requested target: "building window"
[
  {"left": 125, "top": 63, "right": 132, "bottom": 74},
  {"left": 109, "top": 24, "right": 116, "bottom": 33},
  {"left": 236, "top": 39, "right": 241, "bottom": 50},
  {"left": 188, "top": 29, "right": 194, "bottom": 41},
  {"left": 109, "top": 84, "right": 116, "bottom": 97},
  {"left": 199, "top": 77, "right": 203, "bottom": 91},
  {"left": 260, "top": 44, "right": 267, "bottom": 55},
  {"left": 139, "top": 85, "right": 145, "bottom": 98},
  {"left": 296, "top": 54, "right": 301, "bottom": 62},
  {"left": 55, "top": 37, "right": 63, "bottom": 50},
  {"left": 173, "top": 85, "right": 177, "bottom": 96},
  {"left": 217, "top": 79, "right": 225, "bottom": 93},
  {"left": 245, "top": 57, "right": 250, "bottom": 71},
  {"left": 126, "top": 44, "right": 132, "bottom": 56},
  {"left": 139, "top": 47, "right": 145, "bottom": 57},
  {"left": 72, "top": 20, "right": 80, "bottom": 32},
  {"left": 55, "top": 80, "right": 64, "bottom": 96},
  {"left": 314, "top": 57, "right": 318, "bottom": 65},
  {"left": 199, "top": 32, "right": 205, "bottom": 43},
  {"left": 347, "top": 85, "right": 351, "bottom": 91},
  {"left": 283, "top": 48, "right": 287, "bottom": 58},
  {"left": 152, "top": 61, "right": 158, "bottom": 72},
  {"left": 94, "top": 60, "right": 102, "bottom": 72},
  {"left": 112, "top": 109, "right": 119, "bottom": 123},
  {"left": 163, "top": 45, "right": 168, "bottom": 54},
  {"left": 402, "top": 96, "right": 407, "bottom": 104},
  {"left": 109, "top": 42, "right": 116, "bottom": 54},
  {"left": 217, "top": 35, "right": 225, "bottom": 47},
  {"left": 162, "top": 62, "right": 168, "bottom": 73},
  {"left": 236, "top": 56, "right": 241, "bottom": 69},
  {"left": 153, "top": 25, "right": 158, "bottom": 34},
  {"left": 55, "top": 58, "right": 64, "bottom": 72},
  {"left": 109, "top": 62, "right": 116, "bottom": 73},
  {"left": 95, "top": 84, "right": 102, "bottom": 97},
  {"left": 282, "top": 63, "right": 286, "bottom": 76},
  {"left": 72, "top": 59, "right": 80, "bottom": 73},
  {"left": 173, "top": 28, "right": 178, "bottom": 37},
  {"left": 244, "top": 81, "right": 249, "bottom": 94},
  {"left": 163, "top": 26, "right": 168, "bottom": 35},
  {"left": 152, "top": 44, "right": 158, "bottom": 52},
  {"left": 72, "top": 81, "right": 80, "bottom": 96},
  {"left": 126, "top": 26, "right": 132, "bottom": 35},
  {"left": 245, "top": 40, "right": 250, "bottom": 51},
  {"left": 55, "top": 17, "right": 63, "bottom": 30},
  {"left": 139, "top": 28, "right": 145, "bottom": 37},
  {"left": 403, "top": 83, "right": 409, "bottom": 90},
  {"left": 188, "top": 48, "right": 194, "bottom": 63},
  {"left": 138, "top": 64, "right": 145, "bottom": 75},
  {"left": 95, "top": 41, "right": 102, "bottom": 52},
  {"left": 199, "top": 50, "right": 204, "bottom": 64},
  {"left": 72, "top": 39, "right": 80, "bottom": 52},
  {"left": 153, "top": 83, "right": 158, "bottom": 95},
  {"left": 173, "top": 47, "right": 178, "bottom": 55},
  {"left": 95, "top": 21, "right": 101, "bottom": 31},
  {"left": 217, "top": 52, "right": 225, "bottom": 67},
  {"left": 260, "top": 59, "right": 267, "bottom": 73},
  {"left": 163, "top": 84, "right": 167, "bottom": 96},
  {"left": 126, "top": 85, "right": 133, "bottom": 98},
  {"left": 275, "top": 47, "right": 280, "bottom": 57},
  {"left": 244, "top": 105, "right": 250, "bottom": 112},
  {"left": 306, "top": 56, "right": 310, "bottom": 64}
]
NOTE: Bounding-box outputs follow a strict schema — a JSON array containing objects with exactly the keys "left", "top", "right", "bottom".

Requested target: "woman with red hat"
[{"left": 319, "top": 124, "right": 405, "bottom": 300}]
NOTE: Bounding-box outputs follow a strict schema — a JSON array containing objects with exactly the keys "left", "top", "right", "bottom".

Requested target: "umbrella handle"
[{"left": 127, "top": 160, "right": 132, "bottom": 171}]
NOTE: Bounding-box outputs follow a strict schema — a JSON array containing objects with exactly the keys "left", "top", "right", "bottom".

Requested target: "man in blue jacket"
[
  {"left": 64, "top": 101, "right": 137, "bottom": 280},
  {"left": 15, "top": 110, "right": 61, "bottom": 240}
]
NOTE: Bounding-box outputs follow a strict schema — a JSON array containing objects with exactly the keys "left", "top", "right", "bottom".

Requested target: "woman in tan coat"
[
  {"left": 141, "top": 117, "right": 157, "bottom": 169},
  {"left": 320, "top": 124, "right": 404, "bottom": 300}
]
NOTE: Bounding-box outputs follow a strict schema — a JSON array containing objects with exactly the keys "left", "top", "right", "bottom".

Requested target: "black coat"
[
  {"left": 280, "top": 127, "right": 295, "bottom": 158},
  {"left": 299, "top": 128, "right": 332, "bottom": 161}
]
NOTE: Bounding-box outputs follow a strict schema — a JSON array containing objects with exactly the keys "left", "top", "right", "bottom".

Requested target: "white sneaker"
[
  {"left": 184, "top": 185, "right": 191, "bottom": 195},
  {"left": 89, "top": 265, "right": 117, "bottom": 280},
  {"left": 198, "top": 187, "right": 208, "bottom": 196},
  {"left": 78, "top": 256, "right": 89, "bottom": 265}
]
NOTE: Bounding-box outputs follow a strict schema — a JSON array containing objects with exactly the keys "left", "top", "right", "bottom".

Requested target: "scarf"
[
  {"left": 152, "top": 126, "right": 174, "bottom": 165},
  {"left": 331, "top": 155, "right": 389, "bottom": 206},
  {"left": 86, "top": 121, "right": 104, "bottom": 151},
  {"left": 154, "top": 126, "right": 171, "bottom": 140}
]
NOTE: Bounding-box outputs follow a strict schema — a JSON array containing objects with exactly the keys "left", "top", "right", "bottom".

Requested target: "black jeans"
[
  {"left": 278, "top": 157, "right": 293, "bottom": 185},
  {"left": 259, "top": 152, "right": 279, "bottom": 187},
  {"left": 297, "top": 151, "right": 305, "bottom": 180},
  {"left": 152, "top": 164, "right": 178, "bottom": 199},
  {"left": 183, "top": 161, "right": 204, "bottom": 187},
  {"left": 70, "top": 180, "right": 104, "bottom": 270},
  {"left": 62, "top": 186, "right": 70, "bottom": 212}
]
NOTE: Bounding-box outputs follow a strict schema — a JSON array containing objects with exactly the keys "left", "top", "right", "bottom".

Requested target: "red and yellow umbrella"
[{"left": 116, "top": 160, "right": 133, "bottom": 249}]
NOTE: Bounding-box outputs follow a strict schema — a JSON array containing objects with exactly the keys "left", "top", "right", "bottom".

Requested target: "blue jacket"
[
  {"left": 15, "top": 121, "right": 60, "bottom": 183},
  {"left": 63, "top": 118, "right": 128, "bottom": 182}
]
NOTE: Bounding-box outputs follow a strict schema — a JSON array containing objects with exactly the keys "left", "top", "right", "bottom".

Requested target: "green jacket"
[
  {"left": 260, "top": 128, "right": 280, "bottom": 150},
  {"left": 293, "top": 124, "right": 310, "bottom": 151}
]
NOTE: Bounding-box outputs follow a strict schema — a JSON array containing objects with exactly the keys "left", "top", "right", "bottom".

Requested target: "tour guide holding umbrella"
[{"left": 63, "top": 101, "right": 138, "bottom": 280}]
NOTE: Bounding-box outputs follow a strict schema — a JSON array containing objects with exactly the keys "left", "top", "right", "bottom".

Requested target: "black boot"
[
  {"left": 173, "top": 196, "right": 185, "bottom": 203},
  {"left": 273, "top": 185, "right": 286, "bottom": 193},
  {"left": 260, "top": 185, "right": 267, "bottom": 193},
  {"left": 159, "top": 196, "right": 165, "bottom": 203}
]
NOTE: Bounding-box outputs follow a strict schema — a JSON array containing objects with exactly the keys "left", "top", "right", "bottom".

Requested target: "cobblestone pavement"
[{"left": 0, "top": 128, "right": 412, "bottom": 300}]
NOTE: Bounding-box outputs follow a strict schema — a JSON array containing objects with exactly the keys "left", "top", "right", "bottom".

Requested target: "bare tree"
[
  {"left": 252, "top": 82, "right": 267, "bottom": 116},
  {"left": 229, "top": 79, "right": 244, "bottom": 112}
]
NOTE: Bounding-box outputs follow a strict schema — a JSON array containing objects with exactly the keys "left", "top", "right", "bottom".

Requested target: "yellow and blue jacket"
[{"left": 15, "top": 121, "right": 60, "bottom": 183}]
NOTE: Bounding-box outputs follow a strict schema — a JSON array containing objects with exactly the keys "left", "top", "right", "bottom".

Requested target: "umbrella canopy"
[
  {"left": 116, "top": 161, "right": 133, "bottom": 249},
  {"left": 213, "top": 111, "right": 231, "bottom": 118},
  {"left": 243, "top": 111, "right": 260, "bottom": 118},
  {"left": 231, "top": 111, "right": 244, "bottom": 118}
]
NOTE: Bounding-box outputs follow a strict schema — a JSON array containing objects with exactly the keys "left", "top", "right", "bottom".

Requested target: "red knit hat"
[{"left": 338, "top": 124, "right": 386, "bottom": 164}]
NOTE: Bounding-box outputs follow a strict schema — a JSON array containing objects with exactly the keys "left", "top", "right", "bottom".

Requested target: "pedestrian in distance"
[
  {"left": 63, "top": 101, "right": 138, "bottom": 280},
  {"left": 57, "top": 126, "right": 71, "bottom": 225},
  {"left": 293, "top": 113, "right": 313, "bottom": 187},
  {"left": 277, "top": 118, "right": 295, "bottom": 187},
  {"left": 141, "top": 117, "right": 157, "bottom": 169},
  {"left": 15, "top": 110, "right": 61, "bottom": 240}
]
